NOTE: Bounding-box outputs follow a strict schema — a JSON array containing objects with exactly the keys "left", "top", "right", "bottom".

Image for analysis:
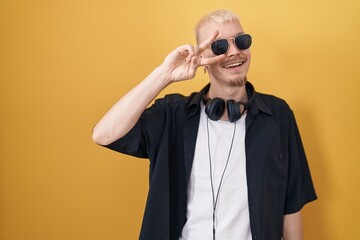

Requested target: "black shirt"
[{"left": 104, "top": 82, "right": 317, "bottom": 240}]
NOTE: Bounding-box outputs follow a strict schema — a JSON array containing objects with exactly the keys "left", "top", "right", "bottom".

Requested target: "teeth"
[{"left": 224, "top": 62, "right": 243, "bottom": 68}]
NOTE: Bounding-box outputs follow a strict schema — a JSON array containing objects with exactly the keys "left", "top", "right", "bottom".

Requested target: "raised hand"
[{"left": 160, "top": 30, "right": 226, "bottom": 82}]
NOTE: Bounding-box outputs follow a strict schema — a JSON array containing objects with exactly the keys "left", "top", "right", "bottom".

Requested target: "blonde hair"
[{"left": 195, "top": 10, "right": 240, "bottom": 43}]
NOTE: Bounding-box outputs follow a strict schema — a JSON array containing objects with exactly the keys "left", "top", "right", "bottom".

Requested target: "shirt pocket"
[{"left": 267, "top": 151, "right": 289, "bottom": 190}]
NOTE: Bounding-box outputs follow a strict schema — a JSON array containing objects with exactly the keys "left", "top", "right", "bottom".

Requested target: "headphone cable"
[{"left": 207, "top": 117, "right": 236, "bottom": 240}]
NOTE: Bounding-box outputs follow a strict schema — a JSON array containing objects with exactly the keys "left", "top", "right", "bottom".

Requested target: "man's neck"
[{"left": 206, "top": 81, "right": 248, "bottom": 102}]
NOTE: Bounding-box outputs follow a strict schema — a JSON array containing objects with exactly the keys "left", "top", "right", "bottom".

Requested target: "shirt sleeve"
[
  {"left": 284, "top": 109, "right": 317, "bottom": 214},
  {"left": 102, "top": 98, "right": 167, "bottom": 159}
]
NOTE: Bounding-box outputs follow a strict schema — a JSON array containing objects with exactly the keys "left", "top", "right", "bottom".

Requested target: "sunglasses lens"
[
  {"left": 235, "top": 34, "right": 252, "bottom": 50},
  {"left": 211, "top": 39, "right": 228, "bottom": 55}
]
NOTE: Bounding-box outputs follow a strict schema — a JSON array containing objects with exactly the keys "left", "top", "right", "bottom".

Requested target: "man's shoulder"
[
  {"left": 154, "top": 91, "right": 199, "bottom": 107},
  {"left": 256, "top": 91, "right": 292, "bottom": 114},
  {"left": 163, "top": 92, "right": 195, "bottom": 102}
]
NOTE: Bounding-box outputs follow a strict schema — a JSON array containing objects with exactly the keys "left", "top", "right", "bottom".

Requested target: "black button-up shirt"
[{"left": 104, "top": 82, "right": 317, "bottom": 240}]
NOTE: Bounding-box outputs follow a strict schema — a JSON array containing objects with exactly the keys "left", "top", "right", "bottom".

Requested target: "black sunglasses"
[{"left": 211, "top": 34, "right": 252, "bottom": 55}]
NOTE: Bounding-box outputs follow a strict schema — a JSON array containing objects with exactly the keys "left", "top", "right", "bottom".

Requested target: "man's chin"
[{"left": 228, "top": 76, "right": 247, "bottom": 87}]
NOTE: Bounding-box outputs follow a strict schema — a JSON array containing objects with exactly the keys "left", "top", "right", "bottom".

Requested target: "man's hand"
[{"left": 160, "top": 30, "right": 226, "bottom": 82}]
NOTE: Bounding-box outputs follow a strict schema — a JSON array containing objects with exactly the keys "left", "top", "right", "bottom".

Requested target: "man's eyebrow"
[
  {"left": 214, "top": 32, "right": 245, "bottom": 40},
  {"left": 234, "top": 32, "right": 245, "bottom": 36}
]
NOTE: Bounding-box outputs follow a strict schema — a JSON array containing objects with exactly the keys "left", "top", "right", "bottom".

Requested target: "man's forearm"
[
  {"left": 92, "top": 66, "right": 171, "bottom": 146},
  {"left": 283, "top": 211, "right": 303, "bottom": 240}
]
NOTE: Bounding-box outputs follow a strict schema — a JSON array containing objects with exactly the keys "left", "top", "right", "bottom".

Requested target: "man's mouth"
[{"left": 223, "top": 61, "right": 244, "bottom": 69}]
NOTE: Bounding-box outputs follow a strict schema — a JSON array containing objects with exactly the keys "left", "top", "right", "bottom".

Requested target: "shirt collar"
[{"left": 186, "top": 84, "right": 209, "bottom": 118}]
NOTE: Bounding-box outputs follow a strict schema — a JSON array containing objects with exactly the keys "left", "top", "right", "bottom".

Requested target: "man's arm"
[
  {"left": 283, "top": 211, "right": 303, "bottom": 240},
  {"left": 92, "top": 31, "right": 223, "bottom": 146},
  {"left": 92, "top": 66, "right": 171, "bottom": 146}
]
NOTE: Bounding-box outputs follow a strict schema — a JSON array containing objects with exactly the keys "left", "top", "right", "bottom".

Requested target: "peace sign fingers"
[
  {"left": 195, "top": 30, "right": 226, "bottom": 66},
  {"left": 197, "top": 30, "right": 219, "bottom": 53}
]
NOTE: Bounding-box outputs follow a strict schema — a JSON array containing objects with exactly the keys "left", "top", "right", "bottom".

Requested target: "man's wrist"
[{"left": 153, "top": 65, "right": 173, "bottom": 86}]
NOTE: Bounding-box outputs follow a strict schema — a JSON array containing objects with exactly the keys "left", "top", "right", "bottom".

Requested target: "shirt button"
[
  {"left": 180, "top": 201, "right": 186, "bottom": 207},
  {"left": 253, "top": 235, "right": 257, "bottom": 239}
]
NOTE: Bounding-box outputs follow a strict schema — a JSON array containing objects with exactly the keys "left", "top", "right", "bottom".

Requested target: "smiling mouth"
[{"left": 223, "top": 61, "right": 244, "bottom": 69}]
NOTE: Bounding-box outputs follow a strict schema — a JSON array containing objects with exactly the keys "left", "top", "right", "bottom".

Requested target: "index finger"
[
  {"left": 197, "top": 30, "right": 219, "bottom": 53},
  {"left": 200, "top": 54, "right": 226, "bottom": 66}
]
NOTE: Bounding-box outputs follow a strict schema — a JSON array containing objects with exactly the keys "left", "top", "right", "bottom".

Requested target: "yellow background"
[{"left": 1, "top": 0, "right": 359, "bottom": 239}]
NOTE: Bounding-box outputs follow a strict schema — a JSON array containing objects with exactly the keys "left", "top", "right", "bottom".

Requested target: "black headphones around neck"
[{"left": 204, "top": 83, "right": 256, "bottom": 123}]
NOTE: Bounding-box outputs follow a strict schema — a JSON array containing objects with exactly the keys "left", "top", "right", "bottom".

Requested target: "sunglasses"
[{"left": 211, "top": 34, "right": 252, "bottom": 55}]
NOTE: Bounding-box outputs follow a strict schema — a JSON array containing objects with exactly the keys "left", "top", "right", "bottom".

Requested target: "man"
[{"left": 92, "top": 10, "right": 317, "bottom": 240}]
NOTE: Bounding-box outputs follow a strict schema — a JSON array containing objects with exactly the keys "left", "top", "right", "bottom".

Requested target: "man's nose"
[{"left": 226, "top": 40, "right": 241, "bottom": 56}]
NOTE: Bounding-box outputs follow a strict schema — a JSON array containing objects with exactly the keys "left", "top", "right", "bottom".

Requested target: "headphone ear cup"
[
  {"left": 205, "top": 98, "right": 225, "bottom": 121},
  {"left": 227, "top": 100, "right": 241, "bottom": 123}
]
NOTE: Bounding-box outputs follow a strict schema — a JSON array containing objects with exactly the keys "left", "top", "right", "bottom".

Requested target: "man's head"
[
  {"left": 195, "top": 10, "right": 239, "bottom": 44},
  {"left": 195, "top": 10, "right": 251, "bottom": 88}
]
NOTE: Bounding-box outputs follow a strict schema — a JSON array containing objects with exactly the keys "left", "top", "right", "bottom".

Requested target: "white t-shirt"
[{"left": 180, "top": 103, "right": 252, "bottom": 240}]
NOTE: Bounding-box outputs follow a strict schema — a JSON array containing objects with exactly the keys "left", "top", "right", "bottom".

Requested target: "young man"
[{"left": 93, "top": 10, "right": 317, "bottom": 240}]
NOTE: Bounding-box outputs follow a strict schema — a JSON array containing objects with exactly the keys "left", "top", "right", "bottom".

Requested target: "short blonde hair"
[{"left": 195, "top": 10, "right": 240, "bottom": 43}]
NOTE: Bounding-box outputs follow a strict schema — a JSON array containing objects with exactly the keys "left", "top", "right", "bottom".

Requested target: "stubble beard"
[{"left": 228, "top": 75, "right": 247, "bottom": 87}]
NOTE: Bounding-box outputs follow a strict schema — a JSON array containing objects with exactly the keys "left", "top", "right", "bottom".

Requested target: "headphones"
[{"left": 204, "top": 83, "right": 255, "bottom": 123}]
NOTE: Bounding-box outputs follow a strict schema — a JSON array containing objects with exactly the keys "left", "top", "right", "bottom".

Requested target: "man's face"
[{"left": 198, "top": 20, "right": 251, "bottom": 87}]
